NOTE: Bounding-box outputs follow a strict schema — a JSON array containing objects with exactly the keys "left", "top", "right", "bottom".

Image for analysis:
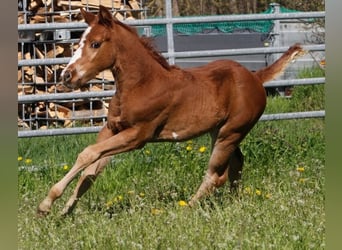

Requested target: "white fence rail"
[
  {"left": 18, "top": 109, "right": 326, "bottom": 138},
  {"left": 17, "top": 1, "right": 325, "bottom": 138}
]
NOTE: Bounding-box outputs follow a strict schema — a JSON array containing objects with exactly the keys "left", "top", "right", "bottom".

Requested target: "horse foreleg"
[
  {"left": 37, "top": 145, "right": 103, "bottom": 216},
  {"left": 61, "top": 156, "right": 110, "bottom": 215},
  {"left": 37, "top": 125, "right": 114, "bottom": 216},
  {"left": 61, "top": 124, "right": 117, "bottom": 215},
  {"left": 38, "top": 126, "right": 146, "bottom": 216}
]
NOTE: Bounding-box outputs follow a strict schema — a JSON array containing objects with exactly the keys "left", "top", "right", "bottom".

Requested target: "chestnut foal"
[{"left": 37, "top": 5, "right": 304, "bottom": 216}]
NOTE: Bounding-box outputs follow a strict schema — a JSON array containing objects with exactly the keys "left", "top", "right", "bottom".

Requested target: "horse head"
[{"left": 61, "top": 5, "right": 117, "bottom": 89}]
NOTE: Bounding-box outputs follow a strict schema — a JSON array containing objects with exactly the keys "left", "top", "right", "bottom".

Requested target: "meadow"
[{"left": 18, "top": 68, "right": 325, "bottom": 249}]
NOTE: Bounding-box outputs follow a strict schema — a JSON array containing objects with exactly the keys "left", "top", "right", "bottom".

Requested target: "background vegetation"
[
  {"left": 18, "top": 67, "right": 325, "bottom": 249},
  {"left": 146, "top": 0, "right": 325, "bottom": 17}
]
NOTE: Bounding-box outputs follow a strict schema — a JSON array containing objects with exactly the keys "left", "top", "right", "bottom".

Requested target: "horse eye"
[{"left": 91, "top": 42, "right": 101, "bottom": 49}]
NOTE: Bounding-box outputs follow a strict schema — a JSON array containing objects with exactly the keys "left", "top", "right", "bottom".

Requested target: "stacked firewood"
[
  {"left": 18, "top": 48, "right": 115, "bottom": 130},
  {"left": 18, "top": 1, "right": 143, "bottom": 130},
  {"left": 18, "top": 0, "right": 144, "bottom": 24}
]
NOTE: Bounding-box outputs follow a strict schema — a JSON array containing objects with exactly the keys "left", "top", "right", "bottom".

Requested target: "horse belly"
[{"left": 156, "top": 112, "right": 221, "bottom": 141}]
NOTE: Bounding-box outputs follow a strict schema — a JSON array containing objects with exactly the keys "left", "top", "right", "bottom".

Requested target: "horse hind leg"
[
  {"left": 188, "top": 146, "right": 243, "bottom": 206},
  {"left": 208, "top": 146, "right": 244, "bottom": 192},
  {"left": 202, "top": 146, "right": 244, "bottom": 192},
  {"left": 228, "top": 147, "right": 244, "bottom": 192},
  {"left": 188, "top": 117, "right": 249, "bottom": 206}
]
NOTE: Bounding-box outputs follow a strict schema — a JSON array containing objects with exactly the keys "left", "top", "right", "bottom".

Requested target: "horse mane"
[{"left": 114, "top": 20, "right": 174, "bottom": 71}]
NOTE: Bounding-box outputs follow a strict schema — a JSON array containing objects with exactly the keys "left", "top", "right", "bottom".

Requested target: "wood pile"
[
  {"left": 18, "top": 0, "right": 144, "bottom": 24},
  {"left": 18, "top": 1, "right": 143, "bottom": 130}
]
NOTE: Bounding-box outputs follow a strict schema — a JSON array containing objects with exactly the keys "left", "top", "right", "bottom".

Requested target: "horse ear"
[
  {"left": 80, "top": 8, "right": 96, "bottom": 25},
  {"left": 98, "top": 5, "right": 113, "bottom": 27}
]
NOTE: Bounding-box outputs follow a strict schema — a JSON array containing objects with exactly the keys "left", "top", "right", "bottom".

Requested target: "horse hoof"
[
  {"left": 36, "top": 207, "right": 50, "bottom": 217},
  {"left": 188, "top": 200, "right": 197, "bottom": 208},
  {"left": 37, "top": 199, "right": 52, "bottom": 217},
  {"left": 61, "top": 207, "right": 71, "bottom": 217}
]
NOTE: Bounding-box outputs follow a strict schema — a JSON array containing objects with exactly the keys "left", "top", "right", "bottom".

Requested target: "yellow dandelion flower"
[
  {"left": 127, "top": 190, "right": 135, "bottom": 195},
  {"left": 255, "top": 189, "right": 262, "bottom": 196},
  {"left": 25, "top": 158, "right": 32, "bottom": 164},
  {"left": 144, "top": 150, "right": 151, "bottom": 155},
  {"left": 117, "top": 195, "right": 123, "bottom": 201},
  {"left": 178, "top": 200, "right": 188, "bottom": 207},
  {"left": 151, "top": 208, "right": 163, "bottom": 215},
  {"left": 298, "top": 178, "right": 306, "bottom": 183},
  {"left": 186, "top": 145, "right": 193, "bottom": 151},
  {"left": 139, "top": 192, "right": 145, "bottom": 197},
  {"left": 199, "top": 146, "right": 207, "bottom": 153},
  {"left": 105, "top": 200, "right": 113, "bottom": 208},
  {"left": 63, "top": 165, "right": 69, "bottom": 171},
  {"left": 296, "top": 167, "right": 305, "bottom": 172},
  {"left": 244, "top": 187, "right": 252, "bottom": 195},
  {"left": 18, "top": 156, "right": 23, "bottom": 161},
  {"left": 265, "top": 193, "right": 272, "bottom": 199}
]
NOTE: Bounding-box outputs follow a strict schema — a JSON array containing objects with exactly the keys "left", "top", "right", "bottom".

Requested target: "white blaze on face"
[{"left": 61, "top": 26, "right": 92, "bottom": 79}]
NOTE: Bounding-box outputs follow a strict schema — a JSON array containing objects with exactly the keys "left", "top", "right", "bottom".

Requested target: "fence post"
[
  {"left": 270, "top": 3, "right": 281, "bottom": 62},
  {"left": 165, "top": 0, "right": 175, "bottom": 64},
  {"left": 269, "top": 3, "right": 288, "bottom": 95}
]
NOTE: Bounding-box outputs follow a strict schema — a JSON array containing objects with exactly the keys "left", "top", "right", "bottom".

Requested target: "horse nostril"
[{"left": 62, "top": 70, "right": 72, "bottom": 83}]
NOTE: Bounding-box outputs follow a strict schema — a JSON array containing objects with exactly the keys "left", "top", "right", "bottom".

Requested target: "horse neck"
[{"left": 110, "top": 27, "right": 167, "bottom": 90}]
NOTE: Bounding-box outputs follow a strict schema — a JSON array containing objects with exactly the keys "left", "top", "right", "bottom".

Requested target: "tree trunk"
[
  {"left": 229, "top": 0, "right": 238, "bottom": 14},
  {"left": 172, "top": 0, "right": 180, "bottom": 16}
]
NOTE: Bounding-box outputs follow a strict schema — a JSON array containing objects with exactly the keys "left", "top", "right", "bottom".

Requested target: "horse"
[{"left": 37, "top": 5, "right": 304, "bottom": 216}]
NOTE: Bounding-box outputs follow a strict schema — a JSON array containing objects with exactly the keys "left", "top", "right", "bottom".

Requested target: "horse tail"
[{"left": 255, "top": 43, "right": 306, "bottom": 84}]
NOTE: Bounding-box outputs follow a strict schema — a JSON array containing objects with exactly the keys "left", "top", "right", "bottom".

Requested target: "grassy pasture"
[{"left": 18, "top": 68, "right": 325, "bottom": 249}]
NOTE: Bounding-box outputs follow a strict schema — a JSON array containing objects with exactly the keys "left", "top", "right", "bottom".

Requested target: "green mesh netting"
[
  {"left": 149, "top": 6, "right": 299, "bottom": 36},
  {"left": 150, "top": 20, "right": 273, "bottom": 36}
]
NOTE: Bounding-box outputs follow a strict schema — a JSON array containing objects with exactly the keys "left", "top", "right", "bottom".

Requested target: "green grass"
[{"left": 18, "top": 68, "right": 325, "bottom": 249}]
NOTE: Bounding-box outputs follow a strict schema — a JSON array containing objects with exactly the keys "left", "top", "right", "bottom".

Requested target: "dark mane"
[{"left": 114, "top": 20, "right": 173, "bottom": 70}]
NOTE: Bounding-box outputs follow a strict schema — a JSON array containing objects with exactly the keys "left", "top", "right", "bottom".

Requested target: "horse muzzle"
[
  {"left": 62, "top": 69, "right": 72, "bottom": 83},
  {"left": 60, "top": 69, "right": 78, "bottom": 89}
]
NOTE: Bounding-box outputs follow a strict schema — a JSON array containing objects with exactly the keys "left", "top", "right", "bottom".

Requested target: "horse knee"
[
  {"left": 84, "top": 157, "right": 111, "bottom": 177},
  {"left": 77, "top": 146, "right": 100, "bottom": 166}
]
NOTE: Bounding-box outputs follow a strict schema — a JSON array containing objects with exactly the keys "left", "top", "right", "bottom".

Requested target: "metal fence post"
[
  {"left": 269, "top": 3, "right": 287, "bottom": 95},
  {"left": 270, "top": 3, "right": 281, "bottom": 62},
  {"left": 165, "top": 0, "right": 175, "bottom": 64}
]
